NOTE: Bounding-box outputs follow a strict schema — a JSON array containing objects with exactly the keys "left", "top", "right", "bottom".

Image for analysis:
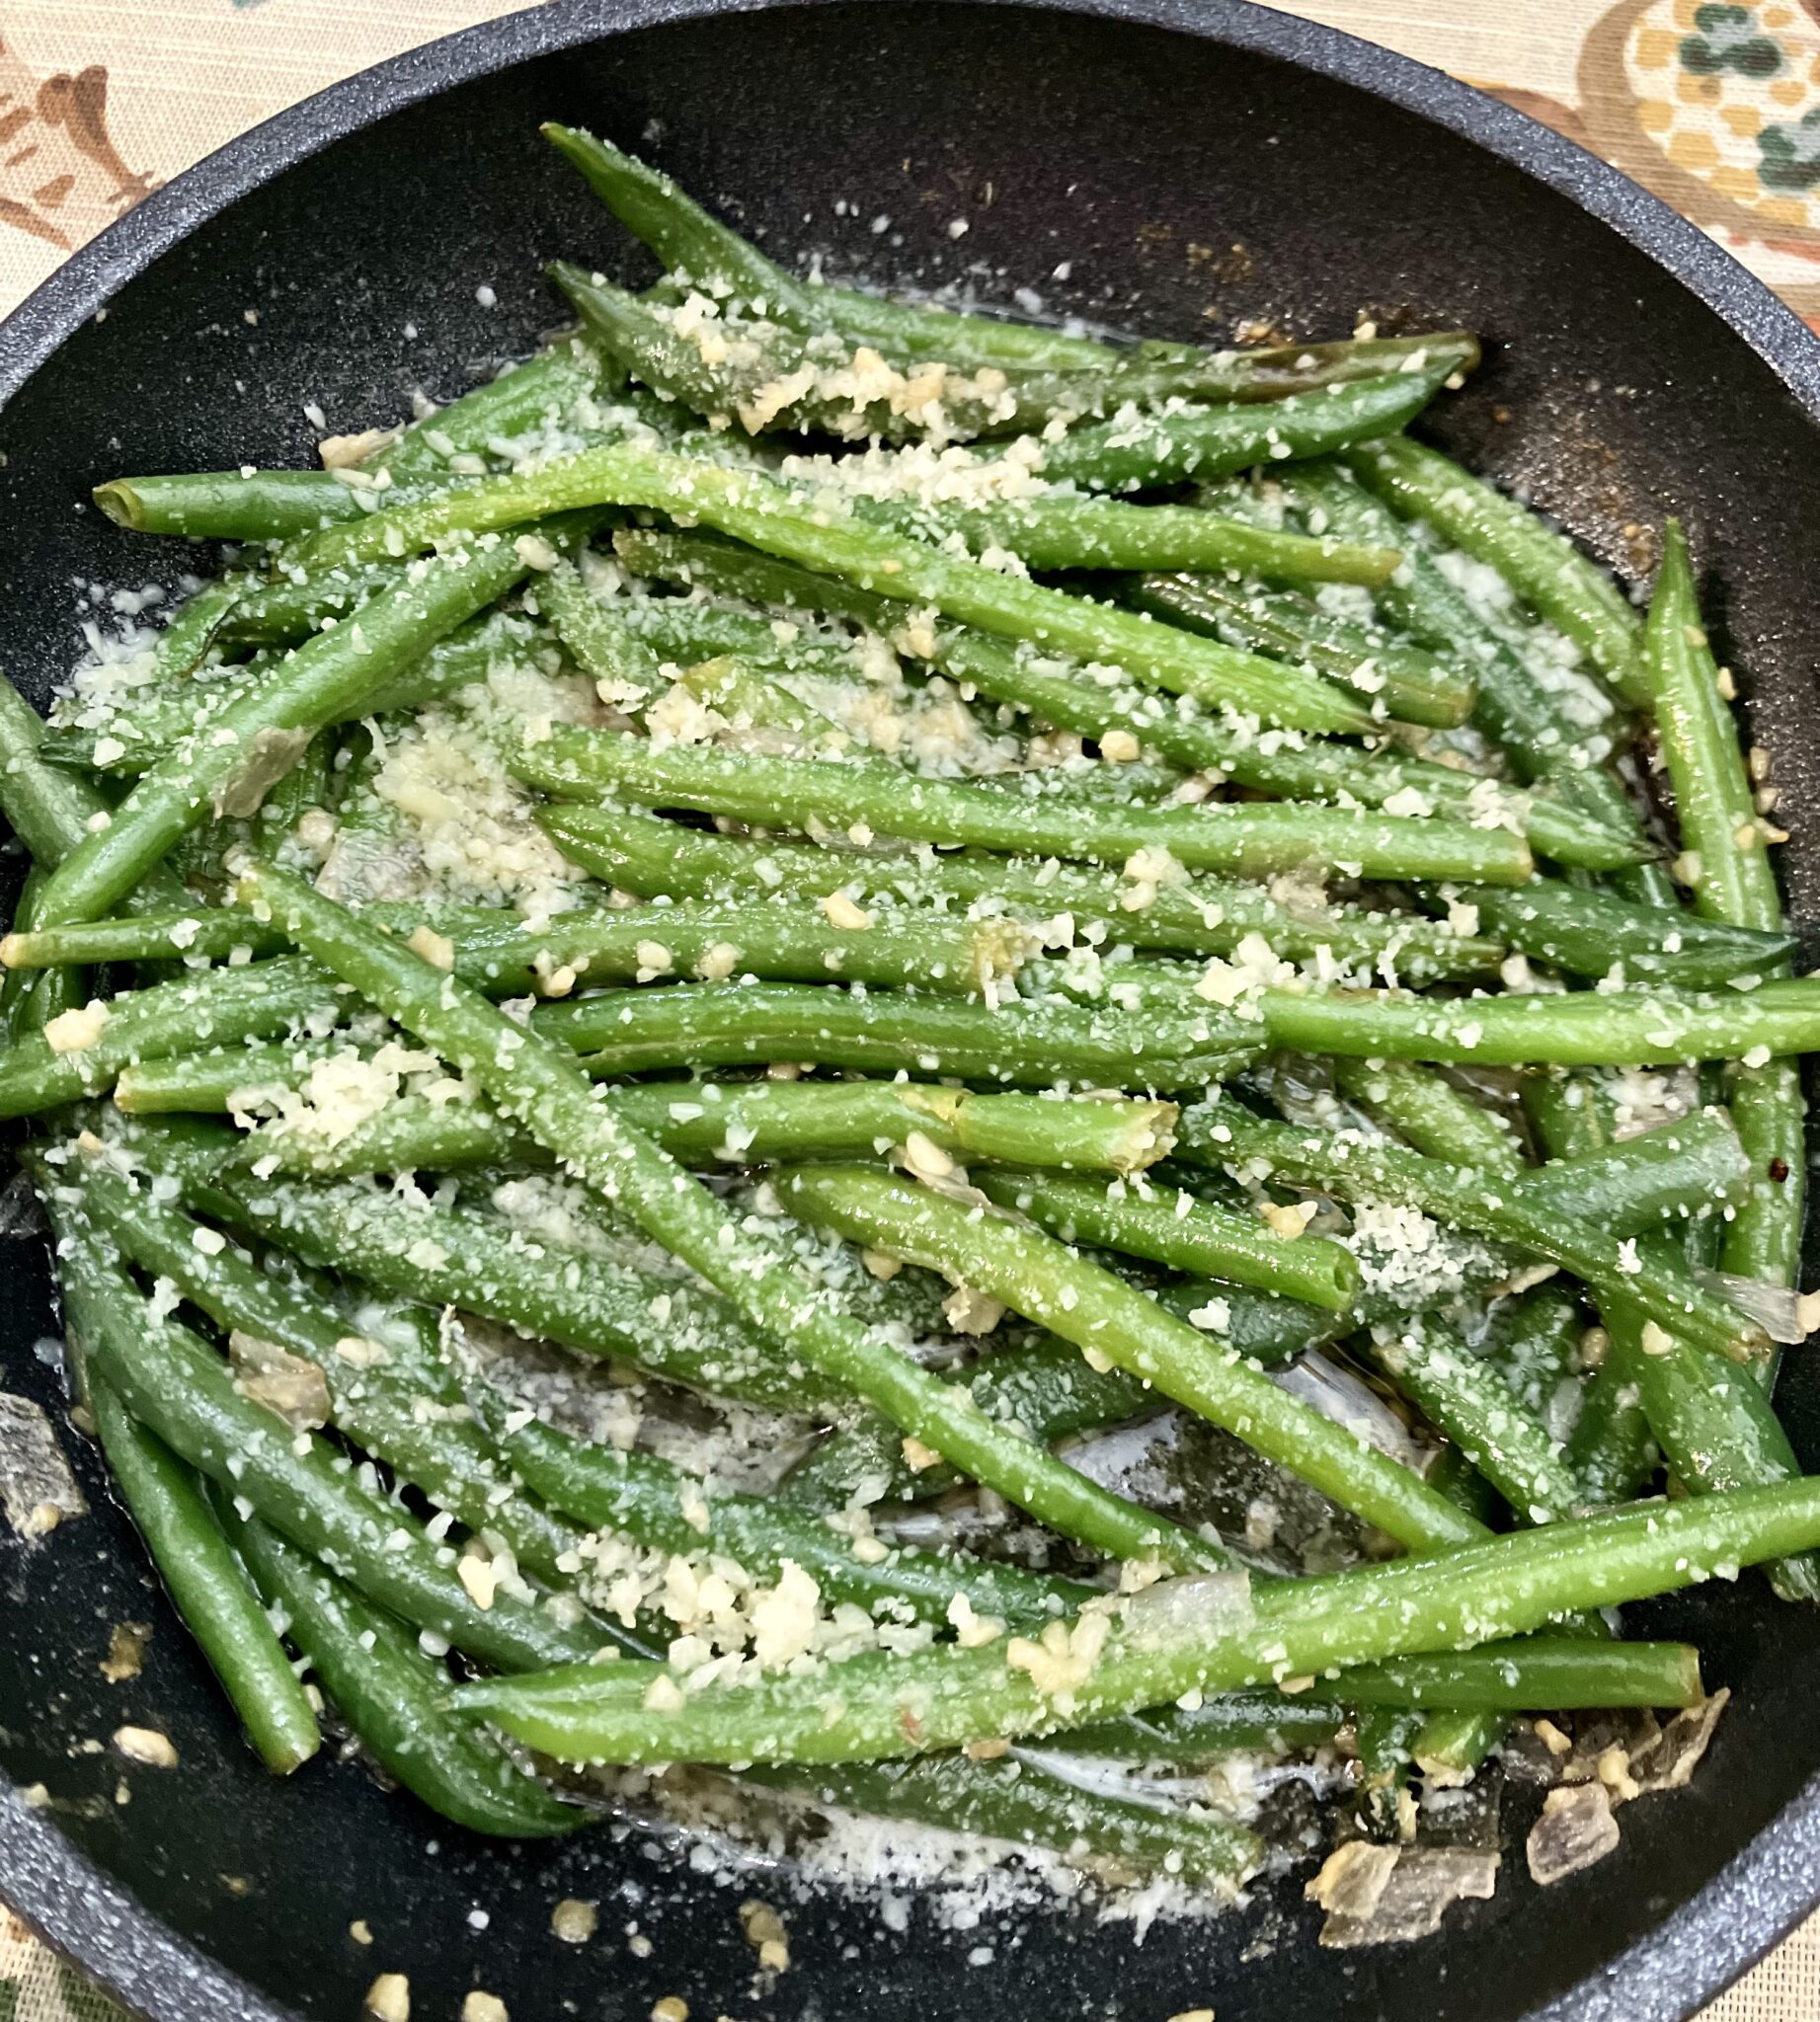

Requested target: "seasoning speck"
[
  {"left": 739, "top": 1900, "right": 790, "bottom": 1973},
  {"left": 112, "top": 1725, "right": 177, "bottom": 1768},
  {"left": 364, "top": 1972, "right": 411, "bottom": 2021},
  {"left": 551, "top": 1899, "right": 598, "bottom": 1945},
  {"left": 100, "top": 1622, "right": 150, "bottom": 1682}
]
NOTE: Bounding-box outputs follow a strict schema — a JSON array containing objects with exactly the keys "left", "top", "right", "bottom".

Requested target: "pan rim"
[{"left": 3, "top": 2, "right": 1820, "bottom": 2018}]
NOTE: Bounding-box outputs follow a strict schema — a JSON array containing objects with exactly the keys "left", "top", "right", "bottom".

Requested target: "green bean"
[
  {"left": 196, "top": 1165, "right": 851, "bottom": 1417},
  {"left": 1565, "top": 1349, "right": 1660, "bottom": 1508},
  {"left": 94, "top": 470, "right": 370, "bottom": 541},
  {"left": 1618, "top": 1245, "right": 1811, "bottom": 1609},
  {"left": 1612, "top": 1274, "right": 1820, "bottom": 1596},
  {"left": 606, "top": 597, "right": 865, "bottom": 674},
  {"left": 443, "top": 899, "right": 1032, "bottom": 996},
  {"left": 99, "top": 347, "right": 610, "bottom": 541},
  {"left": 494, "top": 1409, "right": 1090, "bottom": 1625},
  {"left": 1297, "top": 1096, "right": 1746, "bottom": 1241},
  {"left": 7, "top": 961, "right": 1207, "bottom": 1109},
  {"left": 115, "top": 980, "right": 1248, "bottom": 1110},
  {"left": 519, "top": 731, "right": 1533, "bottom": 885},
  {"left": 543, "top": 123, "right": 830, "bottom": 325},
  {"left": 0, "top": 680, "right": 121, "bottom": 864},
  {"left": 214, "top": 561, "right": 397, "bottom": 650},
  {"left": 1522, "top": 1075, "right": 1818, "bottom": 1597},
  {"left": 4, "top": 911, "right": 316, "bottom": 970},
  {"left": 109, "top": 1039, "right": 376, "bottom": 1116},
  {"left": 533, "top": 558, "right": 668, "bottom": 695},
  {"left": 1640, "top": 519, "right": 1808, "bottom": 1338},
  {"left": 1212, "top": 461, "right": 1622, "bottom": 780},
  {"left": 600, "top": 1080, "right": 1178, "bottom": 1173},
  {"left": 131, "top": 577, "right": 249, "bottom": 687},
  {"left": 783, "top": 1342, "right": 1153, "bottom": 1508},
  {"left": 1350, "top": 1701, "right": 1422, "bottom": 1831},
  {"left": 1179, "top": 1106, "right": 1761, "bottom": 1361},
  {"left": 777, "top": 1163, "right": 1480, "bottom": 1554},
  {"left": 13, "top": 894, "right": 1027, "bottom": 1000},
  {"left": 971, "top": 1168, "right": 1358, "bottom": 1310},
  {"left": 290, "top": 445, "right": 1373, "bottom": 734},
  {"left": 1329, "top": 1056, "right": 1523, "bottom": 1171},
  {"left": 1056, "top": 330, "right": 1478, "bottom": 410},
  {"left": 1253, "top": 974, "right": 1820, "bottom": 1066},
  {"left": 1564, "top": 769, "right": 1683, "bottom": 913},
  {"left": 381, "top": 334, "right": 607, "bottom": 477},
  {"left": 3, "top": 837, "right": 97, "bottom": 1028},
  {"left": 1405, "top": 1705, "right": 1507, "bottom": 1779},
  {"left": 789, "top": 1276, "right": 1350, "bottom": 1511},
  {"left": 219, "top": 1089, "right": 530, "bottom": 1171},
  {"left": 813, "top": 285, "right": 1110, "bottom": 367},
  {"left": 1424, "top": 1445, "right": 1502, "bottom": 1529},
  {"left": 211, "top": 1078, "right": 1171, "bottom": 1181},
  {"left": 547, "top": 123, "right": 1469, "bottom": 411},
  {"left": 484, "top": 900, "right": 1032, "bottom": 995},
  {"left": 1477, "top": 1285, "right": 1586, "bottom": 1425},
  {"left": 1124, "top": 574, "right": 1473, "bottom": 729},
  {"left": 0, "top": 869, "right": 54, "bottom": 1039},
  {"left": 1148, "top": 1281, "right": 1349, "bottom": 1360},
  {"left": 220, "top": 1499, "right": 582, "bottom": 1837},
  {"left": 0, "top": 682, "right": 188, "bottom": 929},
  {"left": 768, "top": 1751, "right": 1259, "bottom": 1886},
  {"left": 889, "top": 499, "right": 1401, "bottom": 585},
  {"left": 230, "top": 858, "right": 1222, "bottom": 1572},
  {"left": 539, "top": 802, "right": 1505, "bottom": 982},
  {"left": 87, "top": 1379, "right": 321, "bottom": 1775},
  {"left": 45, "top": 616, "right": 518, "bottom": 779},
  {"left": 68, "top": 1152, "right": 620, "bottom": 1594},
  {"left": 1342, "top": 438, "right": 1646, "bottom": 703},
  {"left": 477, "top": 1606, "right": 1646, "bottom": 1738},
  {"left": 1035, "top": 373, "right": 1454, "bottom": 494},
  {"left": 544, "top": 979, "right": 1261, "bottom": 1091},
  {"left": 606, "top": 527, "right": 1640, "bottom": 873},
  {"left": 1360, "top": 1638, "right": 1697, "bottom": 1708},
  {"left": 32, "top": 539, "right": 540, "bottom": 931},
  {"left": 1069, "top": 1680, "right": 1406, "bottom": 1779},
  {"left": 1051, "top": 1690, "right": 1345, "bottom": 1759},
  {"left": 1452, "top": 881, "right": 1791, "bottom": 987},
  {"left": 1724, "top": 1060, "right": 1806, "bottom": 1291},
  {"left": 1361, "top": 1322, "right": 1585, "bottom": 1523},
  {"left": 1517, "top": 1075, "right": 1665, "bottom": 1507},
  {"left": 51, "top": 1215, "right": 603, "bottom": 1673},
  {"left": 558, "top": 265, "right": 1092, "bottom": 445},
  {"left": 455, "top": 1480, "right": 1820, "bottom": 1764},
  {"left": 0, "top": 956, "right": 342, "bottom": 1121}
]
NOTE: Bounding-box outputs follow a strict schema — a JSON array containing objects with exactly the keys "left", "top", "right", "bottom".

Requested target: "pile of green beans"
[{"left": 5, "top": 118, "right": 1813, "bottom": 1927}]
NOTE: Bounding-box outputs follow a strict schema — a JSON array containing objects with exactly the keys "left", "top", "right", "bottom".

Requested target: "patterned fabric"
[{"left": 1, "top": 3, "right": 1818, "bottom": 2017}]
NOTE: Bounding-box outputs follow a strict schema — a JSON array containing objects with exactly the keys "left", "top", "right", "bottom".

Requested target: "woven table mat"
[{"left": 1, "top": 1, "right": 1818, "bottom": 2016}]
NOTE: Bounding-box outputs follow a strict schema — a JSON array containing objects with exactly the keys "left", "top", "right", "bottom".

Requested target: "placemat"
[{"left": 0, "top": 2, "right": 1817, "bottom": 2017}]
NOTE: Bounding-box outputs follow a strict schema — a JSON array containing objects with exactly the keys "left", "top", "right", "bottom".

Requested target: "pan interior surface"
[{"left": 2, "top": 5, "right": 1820, "bottom": 2019}]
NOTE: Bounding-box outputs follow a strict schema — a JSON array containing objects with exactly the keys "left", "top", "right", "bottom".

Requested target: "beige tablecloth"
[{"left": 2, "top": 1, "right": 1819, "bottom": 2016}]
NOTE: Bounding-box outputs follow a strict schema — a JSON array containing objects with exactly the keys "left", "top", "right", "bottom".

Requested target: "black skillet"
[{"left": 4, "top": 2, "right": 1820, "bottom": 2016}]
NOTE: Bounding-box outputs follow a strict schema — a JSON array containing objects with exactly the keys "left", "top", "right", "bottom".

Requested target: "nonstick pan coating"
[{"left": 4, "top": 3, "right": 1820, "bottom": 2017}]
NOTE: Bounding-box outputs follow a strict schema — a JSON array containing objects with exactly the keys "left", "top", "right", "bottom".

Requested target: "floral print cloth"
[{"left": 1, "top": 3, "right": 1818, "bottom": 2018}]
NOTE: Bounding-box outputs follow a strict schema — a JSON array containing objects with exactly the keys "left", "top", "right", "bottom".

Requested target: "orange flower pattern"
[
  {"left": 2, "top": 8, "right": 1820, "bottom": 2022},
  {"left": 1481, "top": 0, "right": 1820, "bottom": 323},
  {"left": 0, "top": 37, "right": 149, "bottom": 255}
]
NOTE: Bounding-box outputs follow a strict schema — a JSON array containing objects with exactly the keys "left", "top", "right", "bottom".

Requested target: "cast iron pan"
[{"left": 3, "top": 1, "right": 1820, "bottom": 2016}]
